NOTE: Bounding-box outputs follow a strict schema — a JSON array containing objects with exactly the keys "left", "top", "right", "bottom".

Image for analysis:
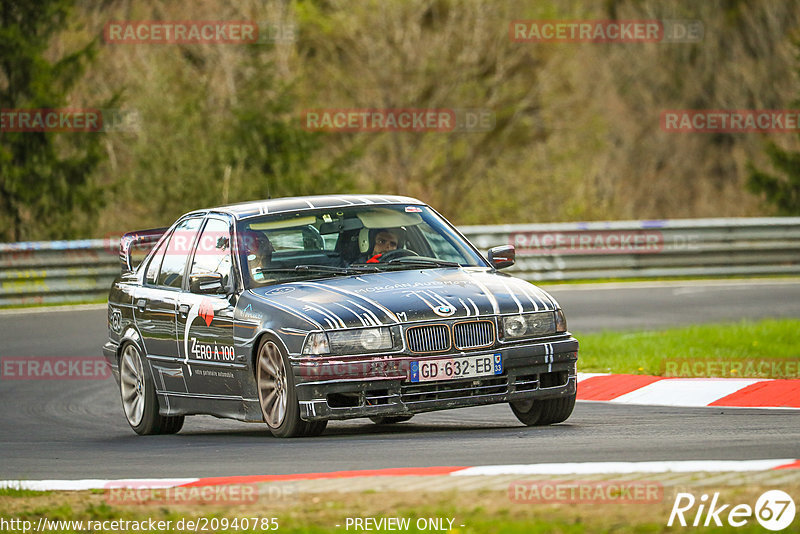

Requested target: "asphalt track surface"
[{"left": 1, "top": 280, "right": 798, "bottom": 480}]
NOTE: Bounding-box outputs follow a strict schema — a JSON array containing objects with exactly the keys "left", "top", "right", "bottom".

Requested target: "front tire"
[
  {"left": 510, "top": 394, "right": 576, "bottom": 426},
  {"left": 256, "top": 337, "right": 327, "bottom": 438},
  {"left": 119, "top": 343, "right": 184, "bottom": 435}
]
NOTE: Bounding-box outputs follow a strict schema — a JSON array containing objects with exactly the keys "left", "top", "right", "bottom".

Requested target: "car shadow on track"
[{"left": 170, "top": 419, "right": 580, "bottom": 440}]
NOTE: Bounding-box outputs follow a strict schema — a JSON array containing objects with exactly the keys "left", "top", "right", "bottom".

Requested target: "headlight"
[
  {"left": 328, "top": 327, "right": 394, "bottom": 353},
  {"left": 504, "top": 315, "right": 527, "bottom": 337},
  {"left": 500, "top": 312, "right": 556, "bottom": 340},
  {"left": 357, "top": 328, "right": 391, "bottom": 351},
  {"left": 302, "top": 327, "right": 398, "bottom": 355}
]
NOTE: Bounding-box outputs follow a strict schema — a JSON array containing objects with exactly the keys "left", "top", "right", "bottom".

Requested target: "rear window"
[{"left": 155, "top": 217, "right": 204, "bottom": 288}]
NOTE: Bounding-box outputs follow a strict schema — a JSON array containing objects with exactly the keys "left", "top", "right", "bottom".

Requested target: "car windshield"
[{"left": 237, "top": 204, "right": 487, "bottom": 287}]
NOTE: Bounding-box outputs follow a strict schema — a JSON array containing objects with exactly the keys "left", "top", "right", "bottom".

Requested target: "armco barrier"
[
  {"left": 461, "top": 217, "right": 800, "bottom": 281},
  {"left": 1, "top": 218, "right": 799, "bottom": 307},
  {"left": 0, "top": 239, "right": 118, "bottom": 307}
]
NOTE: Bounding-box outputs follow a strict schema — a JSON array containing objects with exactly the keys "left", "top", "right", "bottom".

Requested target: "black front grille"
[
  {"left": 399, "top": 371, "right": 570, "bottom": 404},
  {"left": 453, "top": 320, "right": 495, "bottom": 349},
  {"left": 406, "top": 324, "right": 450, "bottom": 353},
  {"left": 401, "top": 375, "right": 508, "bottom": 403},
  {"left": 515, "top": 373, "right": 539, "bottom": 391}
]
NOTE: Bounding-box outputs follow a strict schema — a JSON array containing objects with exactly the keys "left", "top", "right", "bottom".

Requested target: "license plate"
[{"left": 409, "top": 353, "right": 502, "bottom": 383}]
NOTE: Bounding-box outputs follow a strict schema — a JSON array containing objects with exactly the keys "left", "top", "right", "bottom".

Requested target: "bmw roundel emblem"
[{"left": 435, "top": 305, "right": 455, "bottom": 316}]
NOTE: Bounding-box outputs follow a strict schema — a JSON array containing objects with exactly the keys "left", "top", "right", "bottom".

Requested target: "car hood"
[{"left": 249, "top": 267, "right": 558, "bottom": 330}]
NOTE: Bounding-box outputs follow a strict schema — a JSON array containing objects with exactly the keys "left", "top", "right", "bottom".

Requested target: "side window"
[
  {"left": 189, "top": 218, "right": 233, "bottom": 290},
  {"left": 145, "top": 239, "right": 168, "bottom": 285},
  {"left": 157, "top": 217, "right": 203, "bottom": 289}
]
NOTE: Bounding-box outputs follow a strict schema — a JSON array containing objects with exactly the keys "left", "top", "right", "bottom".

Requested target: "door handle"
[
  {"left": 135, "top": 298, "right": 147, "bottom": 312},
  {"left": 179, "top": 304, "right": 190, "bottom": 317}
]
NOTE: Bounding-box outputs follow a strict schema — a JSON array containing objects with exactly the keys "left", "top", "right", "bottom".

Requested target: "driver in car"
[{"left": 364, "top": 228, "right": 400, "bottom": 263}]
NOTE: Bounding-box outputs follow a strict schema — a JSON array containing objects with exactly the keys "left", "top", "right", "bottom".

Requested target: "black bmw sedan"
[{"left": 104, "top": 195, "right": 578, "bottom": 437}]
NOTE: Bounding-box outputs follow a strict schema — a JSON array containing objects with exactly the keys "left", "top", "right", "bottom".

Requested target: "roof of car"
[{"left": 196, "top": 194, "right": 426, "bottom": 220}]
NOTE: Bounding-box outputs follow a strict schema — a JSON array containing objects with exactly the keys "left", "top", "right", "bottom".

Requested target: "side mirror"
[
  {"left": 189, "top": 272, "right": 224, "bottom": 294},
  {"left": 488, "top": 245, "right": 515, "bottom": 270}
]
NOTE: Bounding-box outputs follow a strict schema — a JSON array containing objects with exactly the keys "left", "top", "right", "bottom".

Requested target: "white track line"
[
  {"left": 452, "top": 459, "right": 798, "bottom": 476},
  {"left": 0, "top": 478, "right": 197, "bottom": 491}
]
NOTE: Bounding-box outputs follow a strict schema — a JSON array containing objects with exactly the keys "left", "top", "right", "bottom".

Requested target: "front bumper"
[
  {"left": 102, "top": 341, "right": 121, "bottom": 384},
  {"left": 293, "top": 335, "right": 578, "bottom": 421}
]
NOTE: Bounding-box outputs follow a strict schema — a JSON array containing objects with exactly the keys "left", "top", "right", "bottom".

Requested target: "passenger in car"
[{"left": 242, "top": 231, "right": 274, "bottom": 281}]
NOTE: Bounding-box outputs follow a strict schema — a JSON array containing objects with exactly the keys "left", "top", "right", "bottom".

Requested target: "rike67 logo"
[{"left": 668, "top": 490, "right": 795, "bottom": 531}]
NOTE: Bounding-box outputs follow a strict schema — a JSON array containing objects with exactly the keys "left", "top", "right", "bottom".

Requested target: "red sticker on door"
[{"left": 198, "top": 299, "right": 214, "bottom": 326}]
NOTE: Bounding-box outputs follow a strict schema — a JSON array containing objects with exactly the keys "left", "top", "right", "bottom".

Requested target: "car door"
[
  {"left": 175, "top": 216, "right": 243, "bottom": 405},
  {"left": 135, "top": 216, "right": 203, "bottom": 399}
]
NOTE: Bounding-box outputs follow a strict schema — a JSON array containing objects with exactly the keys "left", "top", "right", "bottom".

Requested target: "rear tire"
[
  {"left": 369, "top": 415, "right": 413, "bottom": 425},
  {"left": 119, "top": 343, "right": 184, "bottom": 435},
  {"left": 256, "top": 337, "right": 327, "bottom": 438},
  {"left": 510, "top": 394, "right": 576, "bottom": 426}
]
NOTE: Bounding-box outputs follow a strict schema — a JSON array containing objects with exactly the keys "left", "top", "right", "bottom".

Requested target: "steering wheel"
[{"left": 378, "top": 249, "right": 419, "bottom": 262}]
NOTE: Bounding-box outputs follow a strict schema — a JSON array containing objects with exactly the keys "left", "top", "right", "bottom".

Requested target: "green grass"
[
  {"left": 575, "top": 318, "right": 800, "bottom": 376},
  {"left": 0, "top": 488, "right": 51, "bottom": 498}
]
